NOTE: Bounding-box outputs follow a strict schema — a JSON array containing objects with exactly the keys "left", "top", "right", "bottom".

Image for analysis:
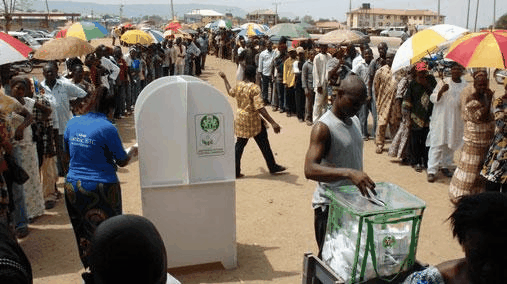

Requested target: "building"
[
  {"left": 184, "top": 9, "right": 224, "bottom": 23},
  {"left": 346, "top": 5, "right": 445, "bottom": 29},
  {"left": 0, "top": 12, "right": 80, "bottom": 30},
  {"left": 313, "top": 21, "right": 346, "bottom": 33},
  {"left": 246, "top": 9, "right": 277, "bottom": 26}
]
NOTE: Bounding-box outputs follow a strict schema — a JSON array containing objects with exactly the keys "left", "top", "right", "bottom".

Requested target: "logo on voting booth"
[{"left": 195, "top": 113, "right": 225, "bottom": 156}]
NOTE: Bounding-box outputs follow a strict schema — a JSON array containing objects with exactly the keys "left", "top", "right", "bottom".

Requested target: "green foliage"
[{"left": 496, "top": 13, "right": 507, "bottom": 29}]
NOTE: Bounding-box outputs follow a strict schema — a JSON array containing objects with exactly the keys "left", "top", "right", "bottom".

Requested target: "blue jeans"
[{"left": 358, "top": 93, "right": 378, "bottom": 138}]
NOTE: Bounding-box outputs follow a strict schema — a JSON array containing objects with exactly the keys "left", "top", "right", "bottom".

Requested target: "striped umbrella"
[
  {"left": 67, "top": 21, "right": 108, "bottom": 41},
  {"left": 392, "top": 24, "right": 468, "bottom": 73},
  {"left": 0, "top": 32, "right": 32, "bottom": 65},
  {"left": 446, "top": 29, "right": 507, "bottom": 69}
]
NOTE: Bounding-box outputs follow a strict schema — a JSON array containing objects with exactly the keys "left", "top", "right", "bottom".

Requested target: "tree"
[
  {"left": 2, "top": 0, "right": 17, "bottom": 31},
  {"left": 496, "top": 12, "right": 507, "bottom": 29},
  {"left": 302, "top": 15, "right": 314, "bottom": 24}
]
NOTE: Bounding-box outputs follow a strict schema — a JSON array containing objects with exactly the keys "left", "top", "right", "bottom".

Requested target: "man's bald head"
[
  {"left": 339, "top": 74, "right": 367, "bottom": 99},
  {"left": 332, "top": 73, "right": 368, "bottom": 119}
]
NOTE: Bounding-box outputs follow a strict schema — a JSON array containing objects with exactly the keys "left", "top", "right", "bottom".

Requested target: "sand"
[{"left": 20, "top": 37, "right": 505, "bottom": 284}]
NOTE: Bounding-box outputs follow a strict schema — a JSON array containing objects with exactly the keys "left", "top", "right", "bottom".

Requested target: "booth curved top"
[{"left": 134, "top": 76, "right": 235, "bottom": 188}]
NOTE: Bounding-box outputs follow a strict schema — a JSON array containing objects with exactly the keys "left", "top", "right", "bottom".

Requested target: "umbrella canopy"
[
  {"left": 446, "top": 29, "right": 507, "bottom": 69},
  {"left": 33, "top": 37, "right": 94, "bottom": 60},
  {"left": 121, "top": 22, "right": 133, "bottom": 28},
  {"left": 210, "top": 19, "right": 232, "bottom": 30},
  {"left": 237, "top": 25, "right": 266, "bottom": 38},
  {"left": 392, "top": 24, "right": 468, "bottom": 72},
  {"left": 55, "top": 29, "right": 67, "bottom": 38},
  {"left": 163, "top": 30, "right": 176, "bottom": 38},
  {"left": 266, "top": 23, "right": 310, "bottom": 39},
  {"left": 240, "top": 23, "right": 269, "bottom": 33},
  {"left": 164, "top": 22, "right": 182, "bottom": 31},
  {"left": 121, "top": 30, "right": 153, "bottom": 45},
  {"left": 316, "top": 29, "right": 368, "bottom": 45},
  {"left": 67, "top": 21, "right": 108, "bottom": 41},
  {"left": 0, "top": 32, "right": 32, "bottom": 65},
  {"left": 142, "top": 29, "right": 165, "bottom": 43}
]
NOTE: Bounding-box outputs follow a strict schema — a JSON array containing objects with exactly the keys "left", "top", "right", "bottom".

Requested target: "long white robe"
[{"left": 426, "top": 77, "right": 467, "bottom": 150}]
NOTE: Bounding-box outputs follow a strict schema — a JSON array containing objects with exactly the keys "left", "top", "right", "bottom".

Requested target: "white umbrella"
[
  {"left": 392, "top": 24, "right": 468, "bottom": 73},
  {"left": 0, "top": 32, "right": 32, "bottom": 65}
]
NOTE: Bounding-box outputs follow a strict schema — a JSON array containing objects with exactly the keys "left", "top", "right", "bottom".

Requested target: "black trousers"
[
  {"left": 485, "top": 180, "right": 507, "bottom": 192},
  {"left": 235, "top": 123, "right": 277, "bottom": 175},
  {"left": 262, "top": 75, "right": 272, "bottom": 104},
  {"left": 409, "top": 127, "right": 430, "bottom": 166},
  {"left": 314, "top": 206, "right": 329, "bottom": 259},
  {"left": 295, "top": 85, "right": 305, "bottom": 120},
  {"left": 285, "top": 86, "right": 296, "bottom": 114}
]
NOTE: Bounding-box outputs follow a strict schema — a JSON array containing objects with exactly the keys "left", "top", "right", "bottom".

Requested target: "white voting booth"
[{"left": 134, "top": 76, "right": 237, "bottom": 269}]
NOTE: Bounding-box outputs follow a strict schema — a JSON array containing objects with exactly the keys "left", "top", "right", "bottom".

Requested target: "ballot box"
[
  {"left": 134, "top": 76, "right": 237, "bottom": 269},
  {"left": 321, "top": 182, "right": 425, "bottom": 283}
]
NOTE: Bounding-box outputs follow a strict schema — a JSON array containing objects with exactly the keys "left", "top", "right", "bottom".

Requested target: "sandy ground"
[{"left": 19, "top": 37, "right": 506, "bottom": 283}]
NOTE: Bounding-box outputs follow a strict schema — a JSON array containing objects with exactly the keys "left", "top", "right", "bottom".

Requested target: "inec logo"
[
  {"left": 382, "top": 236, "right": 396, "bottom": 248},
  {"left": 200, "top": 115, "right": 220, "bottom": 133}
]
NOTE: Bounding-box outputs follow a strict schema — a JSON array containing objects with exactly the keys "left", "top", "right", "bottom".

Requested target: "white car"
[
  {"left": 8, "top": 31, "right": 41, "bottom": 50},
  {"left": 380, "top": 27, "right": 406, "bottom": 37}
]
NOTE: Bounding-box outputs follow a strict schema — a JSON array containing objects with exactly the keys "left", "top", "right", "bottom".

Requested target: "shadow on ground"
[{"left": 170, "top": 243, "right": 299, "bottom": 283}]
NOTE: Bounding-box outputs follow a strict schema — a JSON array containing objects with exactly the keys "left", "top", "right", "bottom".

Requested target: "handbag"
[{"left": 4, "top": 154, "right": 29, "bottom": 185}]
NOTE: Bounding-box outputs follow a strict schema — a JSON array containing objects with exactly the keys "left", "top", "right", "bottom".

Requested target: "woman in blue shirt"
[{"left": 63, "top": 86, "right": 138, "bottom": 269}]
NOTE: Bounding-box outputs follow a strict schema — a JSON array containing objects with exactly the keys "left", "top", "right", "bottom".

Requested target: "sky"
[{"left": 53, "top": 0, "right": 506, "bottom": 30}]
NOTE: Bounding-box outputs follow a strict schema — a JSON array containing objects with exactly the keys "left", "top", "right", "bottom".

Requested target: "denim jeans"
[
  {"left": 358, "top": 93, "right": 378, "bottom": 138},
  {"left": 262, "top": 75, "right": 272, "bottom": 104}
]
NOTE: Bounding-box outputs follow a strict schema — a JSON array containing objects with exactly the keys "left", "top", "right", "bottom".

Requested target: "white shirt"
[
  {"left": 313, "top": 52, "right": 332, "bottom": 90},
  {"left": 352, "top": 58, "right": 371, "bottom": 90},
  {"left": 40, "top": 78, "right": 87, "bottom": 135},
  {"left": 100, "top": 57, "right": 120, "bottom": 89},
  {"left": 426, "top": 77, "right": 467, "bottom": 150},
  {"left": 258, "top": 49, "right": 275, "bottom": 76},
  {"left": 352, "top": 54, "right": 364, "bottom": 71}
]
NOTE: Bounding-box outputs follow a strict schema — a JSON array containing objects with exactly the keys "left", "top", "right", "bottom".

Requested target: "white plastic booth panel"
[{"left": 135, "top": 76, "right": 237, "bottom": 269}]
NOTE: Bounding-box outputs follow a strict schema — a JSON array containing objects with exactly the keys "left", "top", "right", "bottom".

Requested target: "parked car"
[
  {"left": 8, "top": 31, "right": 41, "bottom": 50},
  {"left": 494, "top": 69, "right": 506, "bottom": 85},
  {"left": 380, "top": 26, "right": 406, "bottom": 37}
]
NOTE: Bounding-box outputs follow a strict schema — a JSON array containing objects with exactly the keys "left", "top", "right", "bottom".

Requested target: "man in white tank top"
[{"left": 304, "top": 73, "right": 377, "bottom": 258}]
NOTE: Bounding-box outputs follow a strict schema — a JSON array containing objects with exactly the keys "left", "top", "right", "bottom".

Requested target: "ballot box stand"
[
  {"left": 320, "top": 182, "right": 426, "bottom": 283},
  {"left": 134, "top": 76, "right": 237, "bottom": 269}
]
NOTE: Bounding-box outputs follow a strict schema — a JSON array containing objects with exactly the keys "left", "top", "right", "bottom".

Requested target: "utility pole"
[
  {"left": 437, "top": 0, "right": 440, "bottom": 24},
  {"left": 119, "top": 1, "right": 123, "bottom": 23},
  {"left": 466, "top": 0, "right": 471, "bottom": 29},
  {"left": 474, "top": 0, "right": 479, "bottom": 32},
  {"left": 493, "top": 0, "right": 496, "bottom": 29},
  {"left": 170, "top": 0, "right": 174, "bottom": 21},
  {"left": 273, "top": 0, "right": 280, "bottom": 25}
]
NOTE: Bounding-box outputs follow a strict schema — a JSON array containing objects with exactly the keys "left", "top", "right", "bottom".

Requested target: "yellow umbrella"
[
  {"left": 121, "top": 30, "right": 153, "bottom": 45},
  {"left": 33, "top": 37, "right": 95, "bottom": 60}
]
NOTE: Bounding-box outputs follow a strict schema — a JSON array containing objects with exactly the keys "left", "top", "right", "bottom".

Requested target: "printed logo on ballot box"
[{"left": 195, "top": 113, "right": 225, "bottom": 156}]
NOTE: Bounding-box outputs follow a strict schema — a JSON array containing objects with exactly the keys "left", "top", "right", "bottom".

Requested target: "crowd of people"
[{"left": 0, "top": 24, "right": 506, "bottom": 283}]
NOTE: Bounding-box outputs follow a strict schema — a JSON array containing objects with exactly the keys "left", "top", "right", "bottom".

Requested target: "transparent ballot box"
[{"left": 321, "top": 182, "right": 426, "bottom": 283}]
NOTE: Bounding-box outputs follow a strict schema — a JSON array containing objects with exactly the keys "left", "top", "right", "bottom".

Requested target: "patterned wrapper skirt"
[
  {"left": 449, "top": 122, "right": 494, "bottom": 202},
  {"left": 64, "top": 179, "right": 122, "bottom": 268}
]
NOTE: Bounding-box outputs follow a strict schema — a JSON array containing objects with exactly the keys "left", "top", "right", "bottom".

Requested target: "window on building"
[
  {"left": 379, "top": 22, "right": 383, "bottom": 26},
  {"left": 378, "top": 15, "right": 383, "bottom": 19},
  {"left": 386, "top": 15, "right": 390, "bottom": 19},
  {"left": 419, "top": 16, "right": 422, "bottom": 20}
]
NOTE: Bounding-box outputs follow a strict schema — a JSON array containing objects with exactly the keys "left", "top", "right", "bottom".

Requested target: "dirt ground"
[{"left": 20, "top": 37, "right": 505, "bottom": 283}]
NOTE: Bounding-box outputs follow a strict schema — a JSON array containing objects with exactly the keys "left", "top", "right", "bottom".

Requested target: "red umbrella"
[
  {"left": 0, "top": 32, "right": 32, "bottom": 65},
  {"left": 164, "top": 22, "right": 182, "bottom": 31},
  {"left": 55, "top": 29, "right": 67, "bottom": 38}
]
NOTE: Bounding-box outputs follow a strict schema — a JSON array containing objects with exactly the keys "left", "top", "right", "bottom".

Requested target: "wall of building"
[{"left": 348, "top": 11, "right": 444, "bottom": 29}]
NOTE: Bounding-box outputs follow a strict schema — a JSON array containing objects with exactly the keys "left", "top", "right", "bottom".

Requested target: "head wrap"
[
  {"left": 89, "top": 215, "right": 167, "bottom": 284},
  {"left": 415, "top": 62, "right": 428, "bottom": 71}
]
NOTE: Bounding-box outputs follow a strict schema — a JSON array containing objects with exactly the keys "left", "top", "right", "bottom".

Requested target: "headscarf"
[
  {"left": 0, "top": 223, "right": 32, "bottom": 284},
  {"left": 415, "top": 61, "right": 428, "bottom": 71},
  {"left": 87, "top": 215, "right": 168, "bottom": 284}
]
